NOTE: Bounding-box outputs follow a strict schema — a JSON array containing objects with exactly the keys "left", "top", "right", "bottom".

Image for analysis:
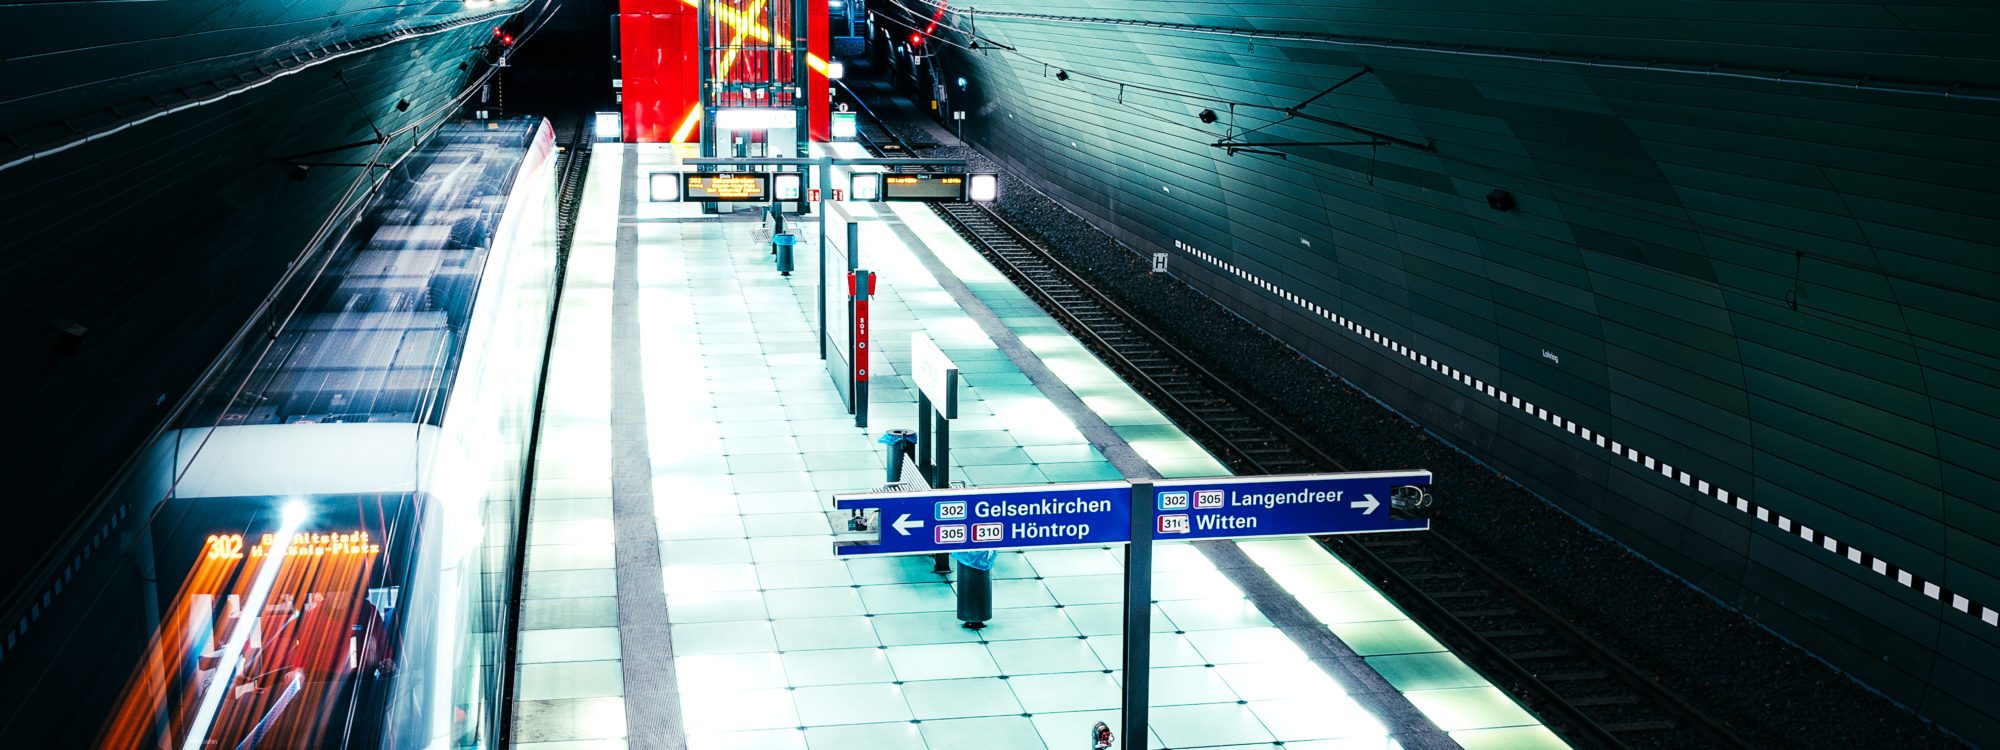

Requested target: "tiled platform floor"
[{"left": 510, "top": 143, "right": 1562, "bottom": 750}]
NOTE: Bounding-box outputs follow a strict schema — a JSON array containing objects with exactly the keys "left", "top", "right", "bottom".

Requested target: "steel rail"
[{"left": 847, "top": 81, "right": 1754, "bottom": 750}]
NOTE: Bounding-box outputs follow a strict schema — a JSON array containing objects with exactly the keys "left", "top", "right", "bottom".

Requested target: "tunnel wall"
[
  {"left": 918, "top": 1, "right": 2000, "bottom": 741},
  {"left": 0, "top": 2, "right": 524, "bottom": 604}
]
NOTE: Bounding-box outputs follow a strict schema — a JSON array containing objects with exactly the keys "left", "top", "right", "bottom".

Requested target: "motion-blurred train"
[{"left": 90, "top": 117, "right": 557, "bottom": 748}]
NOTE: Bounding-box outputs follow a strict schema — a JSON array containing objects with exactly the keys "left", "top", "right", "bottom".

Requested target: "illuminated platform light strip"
[{"left": 1169, "top": 240, "right": 2000, "bottom": 629}]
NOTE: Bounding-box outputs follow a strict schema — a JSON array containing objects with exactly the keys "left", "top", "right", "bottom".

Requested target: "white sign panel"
[
  {"left": 1151, "top": 253, "right": 1168, "bottom": 273},
  {"left": 910, "top": 332, "right": 959, "bottom": 419}
]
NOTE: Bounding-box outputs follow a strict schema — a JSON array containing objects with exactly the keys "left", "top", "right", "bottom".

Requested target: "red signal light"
[
  {"left": 501, "top": 33, "right": 514, "bottom": 45},
  {"left": 910, "top": 33, "right": 922, "bottom": 46}
]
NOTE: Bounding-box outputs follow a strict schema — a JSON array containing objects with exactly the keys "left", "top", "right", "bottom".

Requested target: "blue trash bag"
[{"left": 952, "top": 550, "right": 997, "bottom": 571}]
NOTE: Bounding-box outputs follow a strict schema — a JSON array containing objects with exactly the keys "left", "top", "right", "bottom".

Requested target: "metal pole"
[
  {"left": 933, "top": 409, "right": 950, "bottom": 487},
  {"left": 817, "top": 158, "right": 829, "bottom": 359},
  {"left": 1121, "top": 482, "right": 1154, "bottom": 748},
  {"left": 793, "top": 0, "right": 809, "bottom": 154},
  {"left": 698, "top": 0, "right": 717, "bottom": 213},
  {"left": 916, "top": 392, "right": 933, "bottom": 476},
  {"left": 846, "top": 218, "right": 859, "bottom": 271}
]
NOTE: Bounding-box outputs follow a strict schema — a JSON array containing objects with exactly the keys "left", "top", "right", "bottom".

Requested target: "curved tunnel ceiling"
[
  {"left": 0, "top": 0, "right": 536, "bottom": 608},
  {"left": 899, "top": 0, "right": 2000, "bottom": 741}
]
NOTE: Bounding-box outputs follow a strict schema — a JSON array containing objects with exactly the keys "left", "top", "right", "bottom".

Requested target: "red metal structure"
[{"left": 619, "top": 0, "right": 829, "bottom": 143}]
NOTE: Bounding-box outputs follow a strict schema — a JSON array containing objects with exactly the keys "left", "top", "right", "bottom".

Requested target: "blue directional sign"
[
  {"left": 1150, "top": 470, "right": 1430, "bottom": 541},
  {"left": 834, "top": 482, "right": 1131, "bottom": 556},
  {"left": 833, "top": 470, "right": 1430, "bottom": 557}
]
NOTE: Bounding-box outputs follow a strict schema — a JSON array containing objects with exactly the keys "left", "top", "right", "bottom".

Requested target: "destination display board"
[
  {"left": 882, "top": 173, "right": 966, "bottom": 201},
  {"left": 682, "top": 172, "right": 771, "bottom": 202}
]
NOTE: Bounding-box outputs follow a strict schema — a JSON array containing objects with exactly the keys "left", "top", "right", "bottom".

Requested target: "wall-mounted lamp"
[
  {"left": 1486, "top": 189, "right": 1516, "bottom": 212},
  {"left": 1055, "top": 70, "right": 1069, "bottom": 81},
  {"left": 968, "top": 173, "right": 998, "bottom": 202},
  {"left": 1197, "top": 109, "right": 1217, "bottom": 124}
]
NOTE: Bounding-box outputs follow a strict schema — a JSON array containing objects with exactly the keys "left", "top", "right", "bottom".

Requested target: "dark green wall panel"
[{"left": 924, "top": 1, "right": 2000, "bottom": 741}]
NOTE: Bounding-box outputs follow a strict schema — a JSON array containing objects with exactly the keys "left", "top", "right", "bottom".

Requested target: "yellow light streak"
[
  {"left": 670, "top": 105, "right": 703, "bottom": 143},
  {"left": 680, "top": 0, "right": 830, "bottom": 73},
  {"left": 715, "top": 0, "right": 768, "bottom": 84}
]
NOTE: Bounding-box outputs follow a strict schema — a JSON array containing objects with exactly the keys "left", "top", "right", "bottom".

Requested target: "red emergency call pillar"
[{"left": 849, "top": 268, "right": 875, "bottom": 427}]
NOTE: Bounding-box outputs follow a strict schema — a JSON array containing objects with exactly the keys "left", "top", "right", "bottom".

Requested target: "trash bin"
[
  {"left": 879, "top": 429, "right": 917, "bottom": 484},
  {"left": 773, "top": 233, "right": 796, "bottom": 276},
  {"left": 953, "top": 550, "right": 996, "bottom": 629}
]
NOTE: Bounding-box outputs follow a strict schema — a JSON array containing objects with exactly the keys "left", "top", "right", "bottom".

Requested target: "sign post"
[
  {"left": 1120, "top": 481, "right": 1153, "bottom": 749},
  {"left": 831, "top": 469, "right": 1433, "bottom": 747}
]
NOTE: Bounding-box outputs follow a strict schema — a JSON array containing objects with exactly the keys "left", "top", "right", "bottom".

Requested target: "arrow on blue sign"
[
  {"left": 834, "top": 481, "right": 1133, "bottom": 557},
  {"left": 1149, "top": 471, "right": 1430, "bottom": 541},
  {"left": 833, "top": 470, "right": 1429, "bottom": 557}
]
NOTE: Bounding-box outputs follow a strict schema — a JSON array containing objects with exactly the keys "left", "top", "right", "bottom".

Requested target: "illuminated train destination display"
[{"left": 204, "top": 530, "right": 384, "bottom": 560}]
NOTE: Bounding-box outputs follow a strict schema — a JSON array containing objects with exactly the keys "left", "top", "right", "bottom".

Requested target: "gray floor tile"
[
  {"left": 514, "top": 697, "right": 628, "bottom": 743},
  {"left": 918, "top": 716, "right": 1048, "bottom": 749},
  {"left": 521, "top": 627, "right": 623, "bottom": 664},
  {"left": 792, "top": 683, "right": 913, "bottom": 726},
  {"left": 782, "top": 647, "right": 896, "bottom": 687},
  {"left": 672, "top": 620, "right": 779, "bottom": 656},
  {"left": 986, "top": 637, "right": 1104, "bottom": 676},
  {"left": 900, "top": 677, "right": 1023, "bottom": 720},
  {"left": 522, "top": 597, "right": 619, "bottom": 630},
  {"left": 773, "top": 615, "right": 882, "bottom": 651},
  {"left": 871, "top": 612, "right": 983, "bottom": 646},
  {"left": 764, "top": 586, "right": 867, "bottom": 619},
  {"left": 667, "top": 590, "right": 769, "bottom": 624},
  {"left": 675, "top": 653, "right": 790, "bottom": 692},
  {"left": 885, "top": 643, "right": 1001, "bottom": 681},
  {"left": 517, "top": 660, "right": 625, "bottom": 700},
  {"left": 800, "top": 722, "right": 926, "bottom": 750}
]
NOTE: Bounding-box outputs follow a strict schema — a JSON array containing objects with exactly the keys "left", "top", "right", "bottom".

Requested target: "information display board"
[
  {"left": 682, "top": 172, "right": 771, "bottom": 202},
  {"left": 882, "top": 173, "right": 966, "bottom": 201}
]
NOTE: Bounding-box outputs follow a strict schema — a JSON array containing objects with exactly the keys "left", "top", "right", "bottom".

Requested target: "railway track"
[{"left": 839, "top": 79, "right": 1749, "bottom": 750}]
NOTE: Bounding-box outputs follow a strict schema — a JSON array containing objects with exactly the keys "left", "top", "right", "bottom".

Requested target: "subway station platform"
[{"left": 506, "top": 142, "right": 1563, "bottom": 750}]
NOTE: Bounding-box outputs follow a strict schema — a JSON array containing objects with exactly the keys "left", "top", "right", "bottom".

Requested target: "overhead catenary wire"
[
  {"left": 911, "top": 1, "right": 2000, "bottom": 105},
  {"left": 875, "top": 0, "right": 1997, "bottom": 306},
  {"left": 876, "top": 0, "right": 1427, "bottom": 151}
]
